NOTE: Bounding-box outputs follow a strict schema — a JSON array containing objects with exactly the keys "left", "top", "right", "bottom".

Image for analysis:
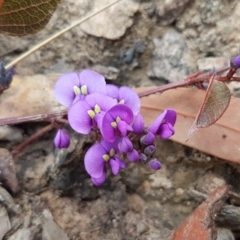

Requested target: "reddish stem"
[{"left": 12, "top": 123, "right": 54, "bottom": 156}]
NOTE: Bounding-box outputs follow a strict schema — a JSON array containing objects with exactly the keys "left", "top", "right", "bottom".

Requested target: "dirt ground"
[{"left": 0, "top": 0, "right": 240, "bottom": 239}]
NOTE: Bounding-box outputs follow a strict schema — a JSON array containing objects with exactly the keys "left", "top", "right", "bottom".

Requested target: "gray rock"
[{"left": 148, "top": 30, "right": 192, "bottom": 82}]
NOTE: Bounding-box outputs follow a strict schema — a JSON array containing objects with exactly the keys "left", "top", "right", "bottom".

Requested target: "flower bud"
[
  {"left": 148, "top": 159, "right": 162, "bottom": 170},
  {"left": 54, "top": 129, "right": 70, "bottom": 149},
  {"left": 139, "top": 153, "right": 147, "bottom": 162},
  {"left": 230, "top": 55, "right": 240, "bottom": 69},
  {"left": 144, "top": 145, "right": 155, "bottom": 156}
]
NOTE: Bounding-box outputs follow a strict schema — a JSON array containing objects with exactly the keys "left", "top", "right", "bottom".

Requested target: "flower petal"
[
  {"left": 80, "top": 69, "right": 106, "bottom": 95},
  {"left": 140, "top": 132, "right": 155, "bottom": 145},
  {"left": 106, "top": 84, "right": 119, "bottom": 99},
  {"left": 108, "top": 105, "right": 134, "bottom": 124},
  {"left": 119, "top": 86, "right": 140, "bottom": 115},
  {"left": 84, "top": 143, "right": 106, "bottom": 178},
  {"left": 54, "top": 129, "right": 70, "bottom": 149},
  {"left": 158, "top": 123, "right": 175, "bottom": 139},
  {"left": 100, "top": 139, "right": 120, "bottom": 153},
  {"left": 68, "top": 100, "right": 93, "bottom": 134},
  {"left": 54, "top": 72, "right": 80, "bottom": 108},
  {"left": 91, "top": 172, "right": 106, "bottom": 186},
  {"left": 109, "top": 159, "right": 120, "bottom": 175},
  {"left": 85, "top": 92, "right": 116, "bottom": 111},
  {"left": 164, "top": 109, "right": 177, "bottom": 126},
  {"left": 132, "top": 113, "right": 144, "bottom": 135},
  {"left": 100, "top": 111, "right": 116, "bottom": 142},
  {"left": 117, "top": 121, "right": 128, "bottom": 136},
  {"left": 118, "top": 137, "right": 133, "bottom": 153},
  {"left": 148, "top": 110, "right": 167, "bottom": 135},
  {"left": 115, "top": 158, "right": 127, "bottom": 169},
  {"left": 127, "top": 149, "right": 139, "bottom": 162}
]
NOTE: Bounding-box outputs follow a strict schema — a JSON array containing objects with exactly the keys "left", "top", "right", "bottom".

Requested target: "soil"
[{"left": 0, "top": 0, "right": 240, "bottom": 239}]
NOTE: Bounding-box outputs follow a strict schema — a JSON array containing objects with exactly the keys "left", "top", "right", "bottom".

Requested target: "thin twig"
[
  {"left": 12, "top": 123, "right": 55, "bottom": 156},
  {"left": 5, "top": 0, "right": 122, "bottom": 70}
]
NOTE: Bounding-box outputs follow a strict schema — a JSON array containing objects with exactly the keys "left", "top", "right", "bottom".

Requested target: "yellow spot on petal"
[
  {"left": 81, "top": 85, "right": 88, "bottom": 95},
  {"left": 116, "top": 116, "right": 121, "bottom": 123},
  {"left": 111, "top": 122, "right": 117, "bottom": 128},
  {"left": 94, "top": 104, "right": 101, "bottom": 114},
  {"left": 109, "top": 148, "right": 115, "bottom": 157},
  {"left": 103, "top": 154, "right": 110, "bottom": 161},
  {"left": 119, "top": 99, "right": 125, "bottom": 104},
  {"left": 113, "top": 98, "right": 118, "bottom": 103},
  {"left": 73, "top": 86, "right": 81, "bottom": 95},
  {"left": 87, "top": 110, "right": 95, "bottom": 119}
]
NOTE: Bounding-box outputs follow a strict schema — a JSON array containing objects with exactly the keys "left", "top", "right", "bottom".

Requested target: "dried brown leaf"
[
  {"left": 0, "top": 0, "right": 61, "bottom": 36},
  {"left": 137, "top": 87, "right": 240, "bottom": 164},
  {"left": 188, "top": 79, "right": 231, "bottom": 139}
]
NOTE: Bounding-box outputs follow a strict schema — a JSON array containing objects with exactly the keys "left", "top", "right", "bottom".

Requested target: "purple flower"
[
  {"left": 54, "top": 70, "right": 107, "bottom": 108},
  {"left": 139, "top": 153, "right": 147, "bottom": 162},
  {"left": 149, "top": 109, "right": 177, "bottom": 139},
  {"left": 100, "top": 104, "right": 134, "bottom": 142},
  {"left": 84, "top": 139, "right": 126, "bottom": 185},
  {"left": 127, "top": 149, "right": 139, "bottom": 162},
  {"left": 118, "top": 137, "right": 133, "bottom": 153},
  {"left": 148, "top": 159, "right": 162, "bottom": 170},
  {"left": 132, "top": 113, "right": 144, "bottom": 135},
  {"left": 54, "top": 129, "right": 70, "bottom": 149},
  {"left": 140, "top": 132, "right": 155, "bottom": 145},
  {"left": 68, "top": 93, "right": 116, "bottom": 134},
  {"left": 231, "top": 55, "right": 240, "bottom": 69},
  {"left": 106, "top": 84, "right": 140, "bottom": 115}
]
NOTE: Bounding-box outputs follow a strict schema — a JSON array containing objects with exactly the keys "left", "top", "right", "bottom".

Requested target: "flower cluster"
[{"left": 54, "top": 69, "right": 177, "bottom": 185}]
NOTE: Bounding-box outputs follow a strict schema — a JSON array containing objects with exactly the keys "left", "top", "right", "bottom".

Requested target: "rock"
[
  {"left": 148, "top": 30, "right": 192, "bottom": 82},
  {"left": 217, "top": 228, "right": 235, "bottom": 240},
  {"left": 0, "top": 126, "right": 23, "bottom": 142},
  {"left": 156, "top": 0, "right": 190, "bottom": 26},
  {"left": 91, "top": 65, "right": 119, "bottom": 80},
  {"left": 0, "top": 205, "right": 11, "bottom": 240},
  {"left": 197, "top": 57, "right": 229, "bottom": 71},
  {"left": 137, "top": 222, "right": 149, "bottom": 235},
  {"left": 81, "top": 0, "right": 139, "bottom": 40}
]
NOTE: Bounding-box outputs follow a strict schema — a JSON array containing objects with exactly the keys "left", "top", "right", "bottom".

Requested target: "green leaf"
[{"left": 0, "top": 0, "right": 61, "bottom": 36}]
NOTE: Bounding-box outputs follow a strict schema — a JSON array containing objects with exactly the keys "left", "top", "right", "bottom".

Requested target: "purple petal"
[
  {"left": 100, "top": 139, "right": 120, "bottom": 153},
  {"left": 115, "top": 157, "right": 127, "bottom": 169},
  {"left": 119, "top": 86, "right": 140, "bottom": 115},
  {"left": 91, "top": 172, "right": 106, "bottom": 186},
  {"left": 149, "top": 109, "right": 176, "bottom": 135},
  {"left": 132, "top": 113, "right": 144, "bottom": 135},
  {"left": 85, "top": 92, "right": 116, "bottom": 111},
  {"left": 68, "top": 100, "right": 92, "bottom": 134},
  {"left": 164, "top": 109, "right": 177, "bottom": 126},
  {"left": 106, "top": 84, "right": 119, "bottom": 99},
  {"left": 54, "top": 129, "right": 70, "bottom": 149},
  {"left": 140, "top": 132, "right": 155, "bottom": 145},
  {"left": 84, "top": 143, "right": 106, "bottom": 178},
  {"left": 118, "top": 137, "right": 133, "bottom": 153},
  {"left": 100, "top": 111, "right": 116, "bottom": 142},
  {"left": 109, "top": 159, "right": 120, "bottom": 175},
  {"left": 79, "top": 69, "right": 106, "bottom": 95},
  {"left": 148, "top": 159, "right": 162, "bottom": 170},
  {"left": 158, "top": 123, "right": 175, "bottom": 139},
  {"left": 127, "top": 149, "right": 139, "bottom": 162},
  {"left": 54, "top": 72, "right": 80, "bottom": 108},
  {"left": 117, "top": 121, "right": 128, "bottom": 136},
  {"left": 101, "top": 105, "right": 134, "bottom": 142}
]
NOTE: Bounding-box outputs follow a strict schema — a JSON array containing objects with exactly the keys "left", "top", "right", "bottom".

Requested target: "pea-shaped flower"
[{"left": 54, "top": 69, "right": 107, "bottom": 108}]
